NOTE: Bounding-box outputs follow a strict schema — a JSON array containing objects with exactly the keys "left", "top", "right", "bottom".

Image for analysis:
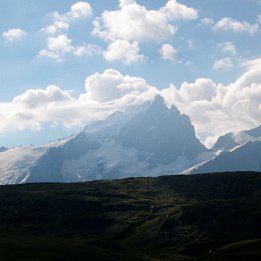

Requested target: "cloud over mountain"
[
  {"left": 163, "top": 58, "right": 261, "bottom": 147},
  {"left": 0, "top": 69, "right": 158, "bottom": 134},
  {"left": 1, "top": 57, "right": 261, "bottom": 148}
]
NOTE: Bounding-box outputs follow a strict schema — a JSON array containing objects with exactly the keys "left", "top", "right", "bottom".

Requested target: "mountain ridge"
[
  {"left": 1, "top": 95, "right": 261, "bottom": 184},
  {"left": 26, "top": 95, "right": 207, "bottom": 183},
  {"left": 188, "top": 140, "right": 261, "bottom": 174},
  {"left": 187, "top": 124, "right": 261, "bottom": 174}
]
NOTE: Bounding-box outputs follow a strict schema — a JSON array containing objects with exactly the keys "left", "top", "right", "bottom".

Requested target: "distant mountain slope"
[
  {"left": 246, "top": 125, "right": 261, "bottom": 138},
  {"left": 0, "top": 172, "right": 260, "bottom": 260},
  {"left": 27, "top": 96, "right": 207, "bottom": 183},
  {"left": 0, "top": 140, "right": 69, "bottom": 185},
  {"left": 183, "top": 124, "right": 261, "bottom": 174},
  {"left": 189, "top": 141, "right": 261, "bottom": 174},
  {"left": 0, "top": 146, "right": 8, "bottom": 152},
  {"left": 3, "top": 96, "right": 261, "bottom": 184},
  {"left": 212, "top": 125, "right": 261, "bottom": 152}
]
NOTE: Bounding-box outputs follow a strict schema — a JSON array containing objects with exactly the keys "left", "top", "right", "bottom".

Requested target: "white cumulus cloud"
[
  {"left": 213, "top": 57, "right": 234, "bottom": 71},
  {"left": 70, "top": 1, "right": 92, "bottom": 19},
  {"left": 217, "top": 42, "right": 237, "bottom": 55},
  {"left": 200, "top": 17, "right": 214, "bottom": 25},
  {"left": 39, "top": 34, "right": 73, "bottom": 61},
  {"left": 39, "top": 34, "right": 100, "bottom": 62},
  {"left": 3, "top": 28, "right": 27, "bottom": 42},
  {"left": 0, "top": 69, "right": 158, "bottom": 133},
  {"left": 41, "top": 1, "right": 92, "bottom": 35},
  {"left": 159, "top": 43, "right": 177, "bottom": 61},
  {"left": 40, "top": 2, "right": 96, "bottom": 62},
  {"left": 214, "top": 17, "right": 259, "bottom": 34},
  {"left": 2, "top": 58, "right": 261, "bottom": 148},
  {"left": 83, "top": 69, "right": 156, "bottom": 102},
  {"left": 41, "top": 21, "right": 69, "bottom": 35},
  {"left": 93, "top": 0, "right": 197, "bottom": 43},
  {"left": 162, "top": 58, "right": 261, "bottom": 147},
  {"left": 92, "top": 0, "right": 197, "bottom": 64},
  {"left": 103, "top": 39, "right": 144, "bottom": 64},
  {"left": 13, "top": 85, "right": 73, "bottom": 108},
  {"left": 159, "top": 0, "right": 198, "bottom": 20}
]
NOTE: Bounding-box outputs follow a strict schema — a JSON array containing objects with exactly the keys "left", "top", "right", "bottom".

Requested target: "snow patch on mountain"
[
  {"left": 212, "top": 125, "right": 261, "bottom": 152},
  {"left": 186, "top": 140, "right": 261, "bottom": 174},
  {"left": 0, "top": 139, "right": 70, "bottom": 185}
]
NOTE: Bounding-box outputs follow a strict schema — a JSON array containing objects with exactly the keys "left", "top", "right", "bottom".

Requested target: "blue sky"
[{"left": 0, "top": 0, "right": 261, "bottom": 148}]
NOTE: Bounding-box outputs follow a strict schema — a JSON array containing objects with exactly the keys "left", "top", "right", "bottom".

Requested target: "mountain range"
[
  {"left": 187, "top": 125, "right": 261, "bottom": 174},
  {"left": 0, "top": 95, "right": 260, "bottom": 184}
]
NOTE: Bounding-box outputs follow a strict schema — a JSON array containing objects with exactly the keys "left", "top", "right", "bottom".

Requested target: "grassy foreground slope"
[{"left": 0, "top": 172, "right": 260, "bottom": 260}]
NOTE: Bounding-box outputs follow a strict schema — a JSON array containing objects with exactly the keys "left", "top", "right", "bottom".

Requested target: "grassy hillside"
[{"left": 0, "top": 172, "right": 260, "bottom": 260}]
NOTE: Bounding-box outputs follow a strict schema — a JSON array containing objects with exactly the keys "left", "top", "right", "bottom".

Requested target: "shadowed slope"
[{"left": 0, "top": 172, "right": 260, "bottom": 260}]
